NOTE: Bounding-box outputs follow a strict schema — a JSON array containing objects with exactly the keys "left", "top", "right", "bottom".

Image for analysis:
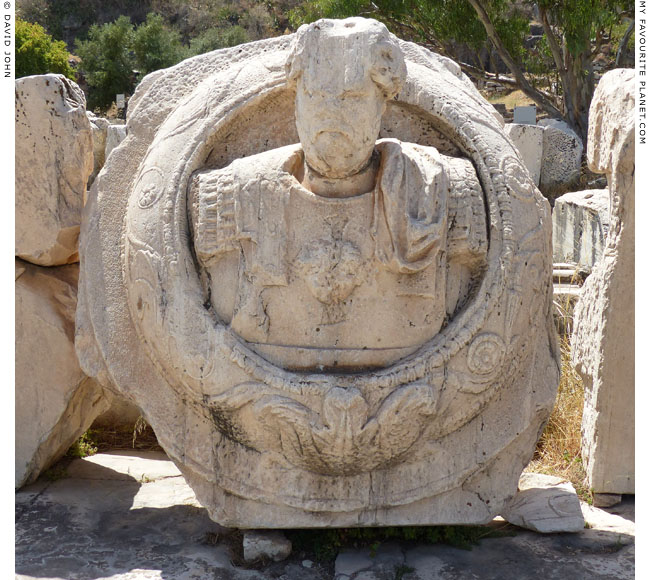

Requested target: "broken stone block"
[
  {"left": 501, "top": 473, "right": 585, "bottom": 533},
  {"left": 539, "top": 118, "right": 583, "bottom": 200},
  {"left": 242, "top": 531, "right": 292, "bottom": 563},
  {"left": 552, "top": 188, "right": 609, "bottom": 271},
  {"left": 592, "top": 493, "right": 623, "bottom": 508},
  {"left": 105, "top": 123, "right": 127, "bottom": 160},
  {"left": 15, "top": 74, "right": 93, "bottom": 266},
  {"left": 505, "top": 123, "right": 544, "bottom": 185},
  {"left": 87, "top": 111, "right": 110, "bottom": 186},
  {"left": 572, "top": 68, "right": 635, "bottom": 498},
  {"left": 15, "top": 259, "right": 110, "bottom": 488}
]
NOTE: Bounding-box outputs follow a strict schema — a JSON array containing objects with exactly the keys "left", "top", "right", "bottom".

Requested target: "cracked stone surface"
[
  {"left": 15, "top": 74, "right": 93, "bottom": 266},
  {"left": 14, "top": 452, "right": 634, "bottom": 580},
  {"left": 77, "top": 15, "right": 559, "bottom": 531}
]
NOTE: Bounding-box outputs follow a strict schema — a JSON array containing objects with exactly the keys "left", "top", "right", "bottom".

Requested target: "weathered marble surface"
[
  {"left": 77, "top": 18, "right": 559, "bottom": 527},
  {"left": 552, "top": 188, "right": 609, "bottom": 270},
  {"left": 87, "top": 111, "right": 110, "bottom": 186},
  {"left": 539, "top": 118, "right": 583, "bottom": 200},
  {"left": 105, "top": 123, "right": 127, "bottom": 160},
  {"left": 15, "top": 74, "right": 93, "bottom": 266},
  {"left": 504, "top": 123, "right": 544, "bottom": 185},
  {"left": 15, "top": 260, "right": 110, "bottom": 488},
  {"left": 501, "top": 473, "right": 585, "bottom": 533},
  {"left": 571, "top": 68, "right": 635, "bottom": 496}
]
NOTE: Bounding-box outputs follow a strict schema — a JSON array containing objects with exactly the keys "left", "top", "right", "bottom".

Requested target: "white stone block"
[
  {"left": 15, "top": 74, "right": 93, "bottom": 266},
  {"left": 501, "top": 473, "right": 585, "bottom": 533},
  {"left": 15, "top": 260, "right": 109, "bottom": 488},
  {"left": 571, "top": 69, "right": 635, "bottom": 496},
  {"left": 87, "top": 111, "right": 110, "bottom": 186},
  {"left": 505, "top": 123, "right": 544, "bottom": 185},
  {"left": 552, "top": 188, "right": 609, "bottom": 270},
  {"left": 105, "top": 123, "right": 127, "bottom": 160},
  {"left": 243, "top": 531, "right": 292, "bottom": 562}
]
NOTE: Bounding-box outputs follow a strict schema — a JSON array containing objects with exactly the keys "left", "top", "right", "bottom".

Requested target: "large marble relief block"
[{"left": 76, "top": 18, "right": 560, "bottom": 527}]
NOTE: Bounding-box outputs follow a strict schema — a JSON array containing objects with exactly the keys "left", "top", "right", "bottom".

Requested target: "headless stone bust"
[{"left": 189, "top": 19, "right": 487, "bottom": 371}]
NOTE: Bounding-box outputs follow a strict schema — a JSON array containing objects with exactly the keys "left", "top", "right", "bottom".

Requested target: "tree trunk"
[
  {"left": 616, "top": 19, "right": 634, "bottom": 67},
  {"left": 539, "top": 6, "right": 589, "bottom": 142},
  {"left": 466, "top": 0, "right": 564, "bottom": 119}
]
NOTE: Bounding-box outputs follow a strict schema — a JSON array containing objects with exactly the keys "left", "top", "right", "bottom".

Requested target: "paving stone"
[
  {"left": 243, "top": 530, "right": 292, "bottom": 563},
  {"left": 14, "top": 453, "right": 635, "bottom": 580},
  {"left": 335, "top": 549, "right": 374, "bottom": 577}
]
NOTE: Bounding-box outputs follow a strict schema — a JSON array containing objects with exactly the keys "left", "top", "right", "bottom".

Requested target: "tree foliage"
[
  {"left": 290, "top": 0, "right": 633, "bottom": 140},
  {"left": 16, "top": 18, "right": 74, "bottom": 79},
  {"left": 75, "top": 13, "right": 189, "bottom": 109},
  {"left": 189, "top": 25, "right": 250, "bottom": 54},
  {"left": 133, "top": 12, "right": 186, "bottom": 76},
  {"left": 74, "top": 15, "right": 135, "bottom": 109}
]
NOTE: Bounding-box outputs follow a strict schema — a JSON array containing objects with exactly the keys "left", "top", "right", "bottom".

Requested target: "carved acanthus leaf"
[{"left": 207, "top": 381, "right": 439, "bottom": 475}]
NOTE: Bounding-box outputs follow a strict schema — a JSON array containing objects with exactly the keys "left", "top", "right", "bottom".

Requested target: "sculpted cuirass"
[{"left": 190, "top": 139, "right": 488, "bottom": 371}]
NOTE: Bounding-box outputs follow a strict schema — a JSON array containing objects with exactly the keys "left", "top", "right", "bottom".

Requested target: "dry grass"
[
  {"left": 527, "top": 334, "right": 590, "bottom": 502},
  {"left": 85, "top": 418, "right": 164, "bottom": 454},
  {"left": 486, "top": 89, "right": 536, "bottom": 109}
]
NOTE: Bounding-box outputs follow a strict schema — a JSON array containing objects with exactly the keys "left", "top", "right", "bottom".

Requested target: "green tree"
[
  {"left": 133, "top": 12, "right": 187, "bottom": 77},
  {"left": 75, "top": 15, "right": 136, "bottom": 109},
  {"left": 15, "top": 18, "right": 74, "bottom": 79},
  {"left": 189, "top": 25, "right": 250, "bottom": 55},
  {"left": 290, "top": 0, "right": 633, "bottom": 141}
]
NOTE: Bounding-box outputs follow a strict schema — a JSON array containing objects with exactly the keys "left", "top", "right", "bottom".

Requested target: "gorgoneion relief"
[{"left": 77, "top": 17, "right": 560, "bottom": 527}]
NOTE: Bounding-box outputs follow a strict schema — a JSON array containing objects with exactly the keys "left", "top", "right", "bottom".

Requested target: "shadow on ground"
[{"left": 15, "top": 452, "right": 634, "bottom": 580}]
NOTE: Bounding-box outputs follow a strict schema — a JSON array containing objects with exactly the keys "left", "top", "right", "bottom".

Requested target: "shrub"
[
  {"left": 74, "top": 15, "right": 135, "bottom": 109},
  {"left": 16, "top": 18, "right": 74, "bottom": 79},
  {"left": 189, "top": 25, "right": 249, "bottom": 55},
  {"left": 133, "top": 13, "right": 187, "bottom": 77}
]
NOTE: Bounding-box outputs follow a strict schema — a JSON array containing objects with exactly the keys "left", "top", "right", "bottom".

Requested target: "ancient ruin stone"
[
  {"left": 15, "top": 260, "right": 110, "bottom": 488},
  {"left": 77, "top": 18, "right": 559, "bottom": 527},
  {"left": 501, "top": 473, "right": 585, "bottom": 533},
  {"left": 243, "top": 531, "right": 292, "bottom": 563},
  {"left": 504, "top": 123, "right": 544, "bottom": 185},
  {"left": 105, "top": 124, "right": 127, "bottom": 161},
  {"left": 539, "top": 118, "right": 583, "bottom": 200},
  {"left": 552, "top": 188, "right": 609, "bottom": 271},
  {"left": 571, "top": 68, "right": 635, "bottom": 497},
  {"left": 15, "top": 74, "right": 93, "bottom": 266},
  {"left": 87, "top": 111, "right": 110, "bottom": 187}
]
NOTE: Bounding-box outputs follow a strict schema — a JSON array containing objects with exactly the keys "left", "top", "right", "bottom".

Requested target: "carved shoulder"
[
  {"left": 189, "top": 144, "right": 304, "bottom": 268},
  {"left": 445, "top": 157, "right": 488, "bottom": 265},
  {"left": 189, "top": 168, "right": 240, "bottom": 267}
]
